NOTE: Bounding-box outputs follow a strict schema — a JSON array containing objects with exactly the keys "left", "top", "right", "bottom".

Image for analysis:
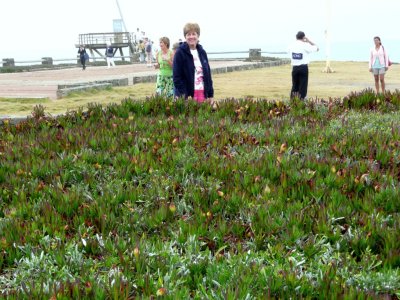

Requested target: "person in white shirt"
[
  {"left": 288, "top": 31, "right": 319, "bottom": 100},
  {"left": 105, "top": 42, "right": 116, "bottom": 68}
]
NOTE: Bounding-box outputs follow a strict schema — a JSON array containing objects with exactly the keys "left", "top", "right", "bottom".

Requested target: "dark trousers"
[
  {"left": 291, "top": 64, "right": 308, "bottom": 99},
  {"left": 80, "top": 56, "right": 86, "bottom": 69}
]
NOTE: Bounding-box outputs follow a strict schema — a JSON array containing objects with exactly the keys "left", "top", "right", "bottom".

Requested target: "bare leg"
[
  {"left": 374, "top": 74, "right": 380, "bottom": 93},
  {"left": 380, "top": 74, "right": 385, "bottom": 94}
]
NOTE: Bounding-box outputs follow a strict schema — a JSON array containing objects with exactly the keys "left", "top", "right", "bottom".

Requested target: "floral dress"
[{"left": 156, "top": 50, "right": 174, "bottom": 97}]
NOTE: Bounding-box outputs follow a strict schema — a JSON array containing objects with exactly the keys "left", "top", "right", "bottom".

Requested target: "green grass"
[{"left": 0, "top": 93, "right": 399, "bottom": 299}]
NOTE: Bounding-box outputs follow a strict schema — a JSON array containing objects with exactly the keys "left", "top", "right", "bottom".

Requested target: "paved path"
[{"left": 0, "top": 61, "right": 269, "bottom": 100}]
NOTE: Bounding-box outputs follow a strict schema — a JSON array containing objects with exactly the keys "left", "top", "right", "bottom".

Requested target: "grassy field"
[
  {"left": 1, "top": 61, "right": 400, "bottom": 117},
  {"left": 0, "top": 90, "right": 400, "bottom": 298}
]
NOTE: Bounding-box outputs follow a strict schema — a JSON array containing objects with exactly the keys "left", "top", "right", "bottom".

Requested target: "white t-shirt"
[
  {"left": 288, "top": 40, "right": 318, "bottom": 66},
  {"left": 190, "top": 49, "right": 204, "bottom": 91}
]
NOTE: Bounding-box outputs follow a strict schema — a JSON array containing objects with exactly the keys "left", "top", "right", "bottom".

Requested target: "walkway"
[{"left": 0, "top": 60, "right": 288, "bottom": 100}]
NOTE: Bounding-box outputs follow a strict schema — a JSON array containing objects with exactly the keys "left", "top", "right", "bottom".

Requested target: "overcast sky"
[{"left": 1, "top": 0, "right": 399, "bottom": 61}]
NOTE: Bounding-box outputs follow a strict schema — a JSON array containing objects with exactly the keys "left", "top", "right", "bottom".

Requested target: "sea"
[
  {"left": 207, "top": 40, "right": 400, "bottom": 63},
  {"left": 3, "top": 40, "right": 399, "bottom": 66}
]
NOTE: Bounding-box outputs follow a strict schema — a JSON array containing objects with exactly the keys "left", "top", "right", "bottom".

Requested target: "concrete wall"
[{"left": 57, "top": 78, "right": 129, "bottom": 98}]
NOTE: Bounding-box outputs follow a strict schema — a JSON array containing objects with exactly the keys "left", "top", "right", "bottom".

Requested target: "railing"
[
  {"left": 209, "top": 51, "right": 287, "bottom": 55},
  {"left": 208, "top": 50, "right": 287, "bottom": 60},
  {"left": 78, "top": 32, "right": 135, "bottom": 46},
  {"left": 1, "top": 49, "right": 288, "bottom": 67},
  {"left": 0, "top": 56, "right": 134, "bottom": 67}
]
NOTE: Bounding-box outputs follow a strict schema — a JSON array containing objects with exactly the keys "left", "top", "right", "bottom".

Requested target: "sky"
[{"left": 1, "top": 0, "right": 399, "bottom": 63}]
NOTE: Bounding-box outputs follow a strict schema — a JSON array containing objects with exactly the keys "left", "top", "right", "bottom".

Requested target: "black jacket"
[
  {"left": 173, "top": 42, "right": 214, "bottom": 99},
  {"left": 77, "top": 48, "right": 86, "bottom": 57}
]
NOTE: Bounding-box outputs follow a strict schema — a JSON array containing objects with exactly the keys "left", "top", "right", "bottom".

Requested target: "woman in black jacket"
[{"left": 173, "top": 23, "right": 214, "bottom": 103}]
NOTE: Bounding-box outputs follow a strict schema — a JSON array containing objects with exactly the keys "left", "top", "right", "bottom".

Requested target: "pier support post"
[
  {"left": 2, "top": 58, "right": 15, "bottom": 67},
  {"left": 249, "top": 49, "right": 261, "bottom": 60},
  {"left": 42, "top": 57, "right": 53, "bottom": 66}
]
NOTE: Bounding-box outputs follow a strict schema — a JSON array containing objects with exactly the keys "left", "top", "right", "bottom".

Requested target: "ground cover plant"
[{"left": 0, "top": 90, "right": 399, "bottom": 299}]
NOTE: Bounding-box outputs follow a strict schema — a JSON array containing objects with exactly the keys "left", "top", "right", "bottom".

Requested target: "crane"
[{"left": 115, "top": 0, "right": 128, "bottom": 32}]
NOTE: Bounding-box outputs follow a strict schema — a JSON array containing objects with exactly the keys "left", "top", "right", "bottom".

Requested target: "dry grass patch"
[
  {"left": 1, "top": 61, "right": 399, "bottom": 117},
  {"left": 215, "top": 61, "right": 400, "bottom": 100}
]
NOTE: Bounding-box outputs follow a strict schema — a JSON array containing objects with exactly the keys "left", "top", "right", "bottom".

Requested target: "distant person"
[
  {"left": 369, "top": 36, "right": 389, "bottom": 94},
  {"left": 172, "top": 42, "right": 180, "bottom": 56},
  {"left": 288, "top": 31, "right": 319, "bottom": 100},
  {"left": 77, "top": 45, "right": 88, "bottom": 70},
  {"left": 173, "top": 22, "right": 214, "bottom": 103},
  {"left": 145, "top": 38, "right": 153, "bottom": 66},
  {"left": 105, "top": 42, "right": 116, "bottom": 68},
  {"left": 135, "top": 28, "right": 140, "bottom": 43},
  {"left": 154, "top": 37, "right": 174, "bottom": 97},
  {"left": 171, "top": 42, "right": 181, "bottom": 97},
  {"left": 138, "top": 40, "right": 145, "bottom": 63}
]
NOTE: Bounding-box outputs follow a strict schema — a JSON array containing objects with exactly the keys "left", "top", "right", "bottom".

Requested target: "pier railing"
[
  {"left": 78, "top": 32, "right": 135, "bottom": 46},
  {"left": 1, "top": 49, "right": 287, "bottom": 68}
]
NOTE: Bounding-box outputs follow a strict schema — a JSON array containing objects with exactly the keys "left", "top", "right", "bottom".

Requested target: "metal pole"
[
  {"left": 115, "top": 0, "right": 128, "bottom": 32},
  {"left": 323, "top": 0, "right": 334, "bottom": 73}
]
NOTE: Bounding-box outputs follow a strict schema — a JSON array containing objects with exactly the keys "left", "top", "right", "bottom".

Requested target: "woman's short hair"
[
  {"left": 183, "top": 23, "right": 200, "bottom": 37},
  {"left": 159, "top": 37, "right": 170, "bottom": 48}
]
